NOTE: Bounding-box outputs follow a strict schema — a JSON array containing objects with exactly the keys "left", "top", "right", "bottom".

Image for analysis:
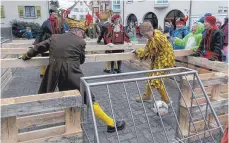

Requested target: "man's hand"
[
  {"left": 107, "top": 43, "right": 114, "bottom": 47},
  {"left": 189, "top": 52, "right": 200, "bottom": 57},
  {"left": 209, "top": 56, "right": 217, "bottom": 61},
  {"left": 21, "top": 53, "right": 31, "bottom": 61},
  {"left": 131, "top": 49, "right": 136, "bottom": 54}
]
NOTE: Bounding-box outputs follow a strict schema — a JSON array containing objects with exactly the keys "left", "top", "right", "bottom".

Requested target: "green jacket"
[{"left": 174, "top": 22, "right": 204, "bottom": 51}]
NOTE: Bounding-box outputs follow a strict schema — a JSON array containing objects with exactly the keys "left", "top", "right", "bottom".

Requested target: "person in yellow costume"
[
  {"left": 134, "top": 22, "right": 175, "bottom": 103},
  {"left": 96, "top": 11, "right": 118, "bottom": 73}
]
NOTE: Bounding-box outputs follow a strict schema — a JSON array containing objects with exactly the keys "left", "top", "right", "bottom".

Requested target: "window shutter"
[
  {"left": 1, "top": 6, "right": 5, "bottom": 18},
  {"left": 18, "top": 6, "right": 24, "bottom": 17},
  {"left": 36, "top": 6, "right": 41, "bottom": 17}
]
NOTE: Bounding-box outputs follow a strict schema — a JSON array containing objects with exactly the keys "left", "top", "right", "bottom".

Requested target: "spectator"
[
  {"left": 172, "top": 16, "right": 190, "bottom": 49},
  {"left": 164, "top": 22, "right": 171, "bottom": 40},
  {"left": 198, "top": 13, "right": 212, "bottom": 36},
  {"left": 216, "top": 20, "right": 222, "bottom": 29},
  {"left": 221, "top": 17, "right": 228, "bottom": 62},
  {"left": 20, "top": 27, "right": 33, "bottom": 39},
  {"left": 169, "top": 20, "right": 174, "bottom": 36},
  {"left": 174, "top": 22, "right": 204, "bottom": 51},
  {"left": 191, "top": 16, "right": 224, "bottom": 61}
]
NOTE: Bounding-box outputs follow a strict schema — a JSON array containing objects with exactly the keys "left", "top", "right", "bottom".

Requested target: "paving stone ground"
[{"left": 1, "top": 62, "right": 218, "bottom": 143}]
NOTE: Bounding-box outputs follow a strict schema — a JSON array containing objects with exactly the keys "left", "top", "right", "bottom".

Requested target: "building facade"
[
  {"left": 68, "top": 1, "right": 92, "bottom": 20},
  {"left": 0, "top": 1, "right": 49, "bottom": 28},
  {"left": 121, "top": 0, "right": 228, "bottom": 28}
]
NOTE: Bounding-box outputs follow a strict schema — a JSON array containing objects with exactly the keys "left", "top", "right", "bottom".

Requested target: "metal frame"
[{"left": 80, "top": 67, "right": 223, "bottom": 143}]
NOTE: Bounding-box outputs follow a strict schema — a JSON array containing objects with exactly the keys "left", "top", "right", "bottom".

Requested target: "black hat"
[{"left": 49, "top": 7, "right": 58, "bottom": 14}]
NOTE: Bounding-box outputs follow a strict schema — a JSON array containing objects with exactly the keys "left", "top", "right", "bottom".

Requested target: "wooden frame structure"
[{"left": 1, "top": 40, "right": 228, "bottom": 142}]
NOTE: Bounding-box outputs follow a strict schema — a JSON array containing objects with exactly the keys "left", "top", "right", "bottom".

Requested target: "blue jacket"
[
  {"left": 172, "top": 26, "right": 190, "bottom": 49},
  {"left": 20, "top": 29, "right": 33, "bottom": 39}
]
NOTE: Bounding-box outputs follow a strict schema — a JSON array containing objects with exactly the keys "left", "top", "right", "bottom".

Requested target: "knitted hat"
[
  {"left": 176, "top": 16, "right": 188, "bottom": 25},
  {"left": 111, "top": 14, "right": 120, "bottom": 21},
  {"left": 205, "top": 16, "right": 216, "bottom": 26}
]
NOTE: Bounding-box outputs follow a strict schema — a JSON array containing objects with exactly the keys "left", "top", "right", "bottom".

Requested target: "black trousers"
[{"left": 110, "top": 50, "right": 124, "bottom": 72}]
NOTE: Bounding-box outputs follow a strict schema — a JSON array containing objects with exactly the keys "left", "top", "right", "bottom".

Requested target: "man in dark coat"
[
  {"left": 191, "top": 16, "right": 224, "bottom": 61},
  {"left": 21, "top": 24, "right": 125, "bottom": 133},
  {"left": 34, "top": 7, "right": 61, "bottom": 77}
]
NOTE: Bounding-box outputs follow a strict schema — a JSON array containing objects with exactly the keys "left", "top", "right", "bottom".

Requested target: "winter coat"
[
  {"left": 174, "top": 22, "right": 204, "bottom": 50},
  {"left": 222, "top": 23, "right": 228, "bottom": 44},
  {"left": 26, "top": 32, "right": 86, "bottom": 94},
  {"left": 197, "top": 29, "right": 224, "bottom": 61},
  {"left": 97, "top": 21, "right": 110, "bottom": 45},
  {"left": 172, "top": 26, "right": 190, "bottom": 49}
]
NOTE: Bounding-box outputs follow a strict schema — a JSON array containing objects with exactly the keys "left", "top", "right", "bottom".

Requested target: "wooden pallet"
[{"left": 1, "top": 90, "right": 83, "bottom": 143}]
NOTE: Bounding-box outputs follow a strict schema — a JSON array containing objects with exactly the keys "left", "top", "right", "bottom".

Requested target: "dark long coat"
[{"left": 26, "top": 32, "right": 86, "bottom": 94}]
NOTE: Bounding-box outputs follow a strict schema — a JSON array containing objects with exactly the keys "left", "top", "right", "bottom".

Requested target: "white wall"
[
  {"left": 1, "top": 1, "right": 49, "bottom": 28},
  {"left": 122, "top": 0, "right": 190, "bottom": 28},
  {"left": 68, "top": 1, "right": 92, "bottom": 20}
]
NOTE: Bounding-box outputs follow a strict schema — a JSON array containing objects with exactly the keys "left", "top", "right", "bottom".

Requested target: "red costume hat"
[
  {"left": 111, "top": 14, "right": 120, "bottom": 21},
  {"left": 176, "top": 16, "right": 189, "bottom": 25},
  {"left": 204, "top": 16, "right": 216, "bottom": 26}
]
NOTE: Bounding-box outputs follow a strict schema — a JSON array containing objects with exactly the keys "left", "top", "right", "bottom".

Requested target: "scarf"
[
  {"left": 48, "top": 16, "right": 61, "bottom": 34},
  {"left": 204, "top": 25, "right": 218, "bottom": 50}
]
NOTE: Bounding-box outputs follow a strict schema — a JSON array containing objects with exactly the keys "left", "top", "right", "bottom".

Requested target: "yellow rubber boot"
[
  {"left": 40, "top": 66, "right": 46, "bottom": 77},
  {"left": 158, "top": 87, "right": 169, "bottom": 103},
  {"left": 136, "top": 84, "right": 152, "bottom": 102},
  {"left": 93, "top": 102, "right": 115, "bottom": 127},
  {"left": 114, "top": 61, "right": 118, "bottom": 70}
]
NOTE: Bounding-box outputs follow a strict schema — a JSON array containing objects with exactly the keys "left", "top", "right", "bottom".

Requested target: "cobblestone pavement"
[{"left": 1, "top": 62, "right": 218, "bottom": 143}]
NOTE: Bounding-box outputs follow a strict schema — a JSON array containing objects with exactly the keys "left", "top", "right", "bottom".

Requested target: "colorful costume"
[
  {"left": 85, "top": 13, "right": 94, "bottom": 38},
  {"left": 22, "top": 18, "right": 125, "bottom": 133},
  {"left": 172, "top": 16, "right": 190, "bottom": 50},
  {"left": 96, "top": 11, "right": 118, "bottom": 73},
  {"left": 105, "top": 14, "right": 131, "bottom": 73},
  {"left": 191, "top": 16, "right": 224, "bottom": 61},
  {"left": 135, "top": 29, "right": 175, "bottom": 103},
  {"left": 174, "top": 22, "right": 204, "bottom": 51}
]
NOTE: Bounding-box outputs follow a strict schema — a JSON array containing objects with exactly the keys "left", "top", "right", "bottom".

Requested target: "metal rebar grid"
[{"left": 80, "top": 67, "right": 223, "bottom": 143}]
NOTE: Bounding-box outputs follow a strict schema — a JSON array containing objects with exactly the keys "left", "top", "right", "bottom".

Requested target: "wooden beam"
[
  {"left": 0, "top": 50, "right": 193, "bottom": 68},
  {"left": 187, "top": 56, "right": 228, "bottom": 72},
  {"left": 18, "top": 125, "right": 65, "bottom": 142},
  {"left": 1, "top": 90, "right": 81, "bottom": 118},
  {"left": 1, "top": 117, "right": 18, "bottom": 143},
  {"left": 65, "top": 107, "right": 81, "bottom": 134},
  {"left": 17, "top": 111, "right": 65, "bottom": 129},
  {"left": 19, "top": 132, "right": 83, "bottom": 143}
]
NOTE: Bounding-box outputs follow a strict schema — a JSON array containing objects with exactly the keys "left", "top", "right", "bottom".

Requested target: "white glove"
[
  {"left": 128, "top": 42, "right": 133, "bottom": 47},
  {"left": 107, "top": 43, "right": 114, "bottom": 47}
]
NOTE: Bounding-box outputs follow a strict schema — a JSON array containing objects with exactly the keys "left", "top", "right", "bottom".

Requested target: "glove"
[
  {"left": 189, "top": 52, "right": 200, "bottom": 57},
  {"left": 128, "top": 42, "right": 133, "bottom": 47},
  {"left": 107, "top": 43, "right": 114, "bottom": 47},
  {"left": 209, "top": 56, "right": 218, "bottom": 61},
  {"left": 21, "top": 53, "right": 31, "bottom": 61},
  {"left": 131, "top": 49, "right": 136, "bottom": 54}
]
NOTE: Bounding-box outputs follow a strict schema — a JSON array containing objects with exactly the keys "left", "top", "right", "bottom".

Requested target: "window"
[
  {"left": 80, "top": 15, "right": 84, "bottom": 20},
  {"left": 80, "top": 2, "right": 83, "bottom": 5},
  {"left": 113, "top": 0, "right": 121, "bottom": 10},
  {"left": 74, "top": 8, "right": 79, "bottom": 12},
  {"left": 1, "top": 6, "right": 5, "bottom": 18},
  {"left": 224, "top": 7, "right": 228, "bottom": 13},
  {"left": 218, "top": 6, "right": 223, "bottom": 13},
  {"left": 93, "top": 7, "right": 99, "bottom": 13},
  {"left": 24, "top": 6, "right": 36, "bottom": 17},
  {"left": 126, "top": 0, "right": 133, "bottom": 3},
  {"left": 80, "top": 8, "right": 83, "bottom": 12},
  {"left": 155, "top": 0, "right": 168, "bottom": 4}
]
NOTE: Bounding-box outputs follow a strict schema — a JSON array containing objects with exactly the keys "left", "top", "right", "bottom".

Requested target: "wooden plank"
[
  {"left": 17, "top": 111, "right": 65, "bottom": 129},
  {"left": 18, "top": 125, "right": 65, "bottom": 142},
  {"left": 19, "top": 132, "right": 83, "bottom": 143},
  {"left": 1, "top": 90, "right": 82, "bottom": 118},
  {"left": 65, "top": 107, "right": 81, "bottom": 134},
  {"left": 1, "top": 117, "right": 18, "bottom": 143},
  {"left": 187, "top": 56, "right": 228, "bottom": 72}
]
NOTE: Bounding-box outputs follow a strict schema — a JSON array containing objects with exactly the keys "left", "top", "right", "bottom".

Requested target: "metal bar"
[
  {"left": 123, "top": 82, "right": 140, "bottom": 143},
  {"left": 146, "top": 80, "right": 169, "bottom": 142},
  {"left": 173, "top": 77, "right": 203, "bottom": 143},
  {"left": 106, "top": 85, "right": 121, "bottom": 143},
  {"left": 135, "top": 81, "right": 156, "bottom": 143},
  {"left": 195, "top": 74, "right": 224, "bottom": 133},
  {"left": 82, "top": 67, "right": 194, "bottom": 80},
  {"left": 160, "top": 78, "right": 184, "bottom": 140},
  {"left": 88, "top": 71, "right": 197, "bottom": 86},
  {"left": 80, "top": 80, "right": 86, "bottom": 143},
  {"left": 188, "top": 74, "right": 195, "bottom": 142},
  {"left": 82, "top": 124, "right": 92, "bottom": 143},
  {"left": 82, "top": 79, "right": 100, "bottom": 143},
  {"left": 184, "top": 75, "right": 217, "bottom": 143}
]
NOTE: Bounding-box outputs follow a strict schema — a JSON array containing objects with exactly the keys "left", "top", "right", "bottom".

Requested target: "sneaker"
[
  {"left": 136, "top": 94, "right": 152, "bottom": 102},
  {"left": 107, "top": 121, "right": 126, "bottom": 133},
  {"left": 103, "top": 69, "right": 110, "bottom": 73}
]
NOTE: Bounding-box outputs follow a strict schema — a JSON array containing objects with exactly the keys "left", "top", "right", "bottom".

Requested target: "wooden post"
[
  {"left": 1, "top": 116, "right": 18, "bottom": 143},
  {"left": 65, "top": 107, "right": 81, "bottom": 134}
]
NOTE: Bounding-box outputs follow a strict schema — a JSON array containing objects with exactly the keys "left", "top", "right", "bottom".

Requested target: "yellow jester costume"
[{"left": 135, "top": 30, "right": 175, "bottom": 103}]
